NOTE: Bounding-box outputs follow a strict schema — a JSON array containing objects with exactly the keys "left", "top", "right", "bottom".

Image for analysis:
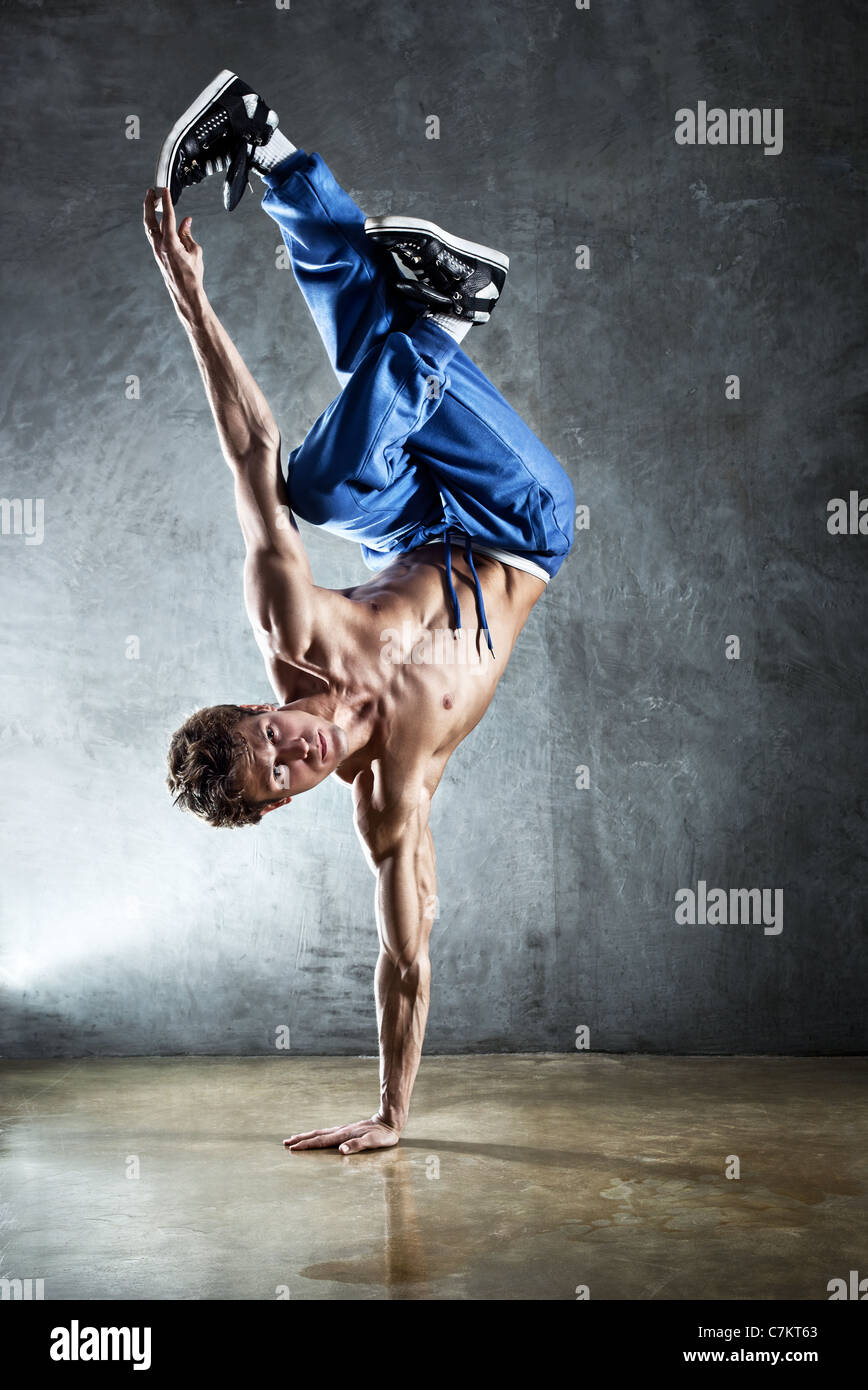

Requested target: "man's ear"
[{"left": 261, "top": 796, "right": 292, "bottom": 815}]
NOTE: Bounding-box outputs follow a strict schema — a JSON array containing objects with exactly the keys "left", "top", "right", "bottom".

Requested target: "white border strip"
[{"left": 419, "top": 532, "right": 550, "bottom": 583}]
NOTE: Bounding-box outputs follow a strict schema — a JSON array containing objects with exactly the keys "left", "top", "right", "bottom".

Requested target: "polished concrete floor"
[{"left": 0, "top": 1055, "right": 864, "bottom": 1300}]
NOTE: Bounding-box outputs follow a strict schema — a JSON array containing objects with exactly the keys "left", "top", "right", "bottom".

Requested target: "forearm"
[
  {"left": 374, "top": 949, "right": 430, "bottom": 1131},
  {"left": 178, "top": 291, "right": 305, "bottom": 562},
  {"left": 176, "top": 289, "right": 280, "bottom": 467},
  {"left": 145, "top": 189, "right": 278, "bottom": 468},
  {"left": 371, "top": 824, "right": 436, "bottom": 1132}
]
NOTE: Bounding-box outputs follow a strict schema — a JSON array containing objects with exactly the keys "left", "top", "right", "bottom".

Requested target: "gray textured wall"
[{"left": 1, "top": 0, "right": 865, "bottom": 1056}]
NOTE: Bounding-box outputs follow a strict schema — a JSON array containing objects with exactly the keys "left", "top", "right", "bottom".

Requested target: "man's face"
[{"left": 236, "top": 705, "right": 348, "bottom": 810}]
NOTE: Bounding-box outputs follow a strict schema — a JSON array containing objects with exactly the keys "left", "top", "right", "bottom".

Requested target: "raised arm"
[{"left": 143, "top": 187, "right": 317, "bottom": 665}]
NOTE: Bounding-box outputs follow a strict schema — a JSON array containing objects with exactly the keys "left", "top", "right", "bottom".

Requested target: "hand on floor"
[{"left": 284, "top": 1115, "right": 401, "bottom": 1154}]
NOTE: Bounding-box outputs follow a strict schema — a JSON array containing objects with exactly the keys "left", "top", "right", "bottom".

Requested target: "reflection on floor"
[{"left": 0, "top": 1054, "right": 864, "bottom": 1300}]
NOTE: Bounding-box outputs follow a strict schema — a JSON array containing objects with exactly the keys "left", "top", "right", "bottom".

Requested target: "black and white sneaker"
[
  {"left": 364, "top": 215, "right": 509, "bottom": 323},
  {"left": 154, "top": 69, "right": 276, "bottom": 212}
]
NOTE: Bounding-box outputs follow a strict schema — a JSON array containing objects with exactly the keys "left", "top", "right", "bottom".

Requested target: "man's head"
[{"left": 167, "top": 702, "right": 348, "bottom": 828}]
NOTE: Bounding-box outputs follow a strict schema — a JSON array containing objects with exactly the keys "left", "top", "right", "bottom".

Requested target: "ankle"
[
  {"left": 425, "top": 311, "right": 473, "bottom": 344},
  {"left": 251, "top": 126, "right": 298, "bottom": 174}
]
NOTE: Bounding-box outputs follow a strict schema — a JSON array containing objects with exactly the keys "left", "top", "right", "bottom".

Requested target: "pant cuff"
[
  {"left": 406, "top": 313, "right": 463, "bottom": 368},
  {"left": 259, "top": 148, "right": 312, "bottom": 189}
]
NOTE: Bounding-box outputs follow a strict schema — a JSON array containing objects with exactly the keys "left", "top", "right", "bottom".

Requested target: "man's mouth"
[{"left": 318, "top": 730, "right": 327, "bottom": 761}]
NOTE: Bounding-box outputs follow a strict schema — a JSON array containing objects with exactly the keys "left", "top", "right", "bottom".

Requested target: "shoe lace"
[{"left": 394, "top": 240, "right": 474, "bottom": 288}]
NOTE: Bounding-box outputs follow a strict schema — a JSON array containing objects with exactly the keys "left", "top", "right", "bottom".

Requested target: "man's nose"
[{"left": 284, "top": 736, "right": 310, "bottom": 761}]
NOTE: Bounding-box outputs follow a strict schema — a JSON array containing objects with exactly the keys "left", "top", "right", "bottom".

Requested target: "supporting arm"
[
  {"left": 282, "top": 785, "right": 436, "bottom": 1155},
  {"left": 372, "top": 821, "right": 437, "bottom": 1132}
]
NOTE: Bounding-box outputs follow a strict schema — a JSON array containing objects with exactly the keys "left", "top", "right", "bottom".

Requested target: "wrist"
[
  {"left": 374, "top": 1109, "right": 405, "bottom": 1134},
  {"left": 173, "top": 286, "right": 209, "bottom": 329}
]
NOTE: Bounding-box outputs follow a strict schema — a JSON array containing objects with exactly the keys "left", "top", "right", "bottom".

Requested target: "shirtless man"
[{"left": 145, "top": 72, "right": 574, "bottom": 1155}]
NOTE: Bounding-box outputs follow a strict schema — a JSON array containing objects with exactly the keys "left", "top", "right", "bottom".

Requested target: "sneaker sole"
[
  {"left": 154, "top": 68, "right": 239, "bottom": 190},
  {"left": 363, "top": 215, "right": 509, "bottom": 272}
]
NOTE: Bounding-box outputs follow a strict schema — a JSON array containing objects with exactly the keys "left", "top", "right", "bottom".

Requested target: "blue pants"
[{"left": 260, "top": 152, "right": 575, "bottom": 591}]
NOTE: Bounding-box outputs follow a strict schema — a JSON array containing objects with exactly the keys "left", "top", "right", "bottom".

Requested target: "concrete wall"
[{"left": 1, "top": 0, "right": 865, "bottom": 1056}]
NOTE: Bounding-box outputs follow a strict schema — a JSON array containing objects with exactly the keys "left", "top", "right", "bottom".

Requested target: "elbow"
[
  {"left": 234, "top": 432, "right": 281, "bottom": 472},
  {"left": 383, "top": 947, "right": 431, "bottom": 987}
]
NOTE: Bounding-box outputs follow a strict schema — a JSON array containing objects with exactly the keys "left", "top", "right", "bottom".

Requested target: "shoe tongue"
[{"left": 223, "top": 141, "right": 252, "bottom": 211}]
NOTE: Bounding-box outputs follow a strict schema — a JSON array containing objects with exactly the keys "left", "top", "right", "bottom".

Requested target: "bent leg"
[
  {"left": 287, "top": 314, "right": 574, "bottom": 576},
  {"left": 285, "top": 317, "right": 458, "bottom": 555},
  {"left": 260, "top": 151, "right": 416, "bottom": 385},
  {"left": 409, "top": 349, "right": 576, "bottom": 577},
  {"left": 263, "top": 153, "right": 574, "bottom": 576}
]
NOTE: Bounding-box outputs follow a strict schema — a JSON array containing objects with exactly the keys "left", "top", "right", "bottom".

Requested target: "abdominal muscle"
[{"left": 339, "top": 545, "right": 544, "bottom": 766}]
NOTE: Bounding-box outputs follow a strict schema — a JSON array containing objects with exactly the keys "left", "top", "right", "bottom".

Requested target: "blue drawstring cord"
[
  {"left": 442, "top": 521, "right": 461, "bottom": 635},
  {"left": 441, "top": 523, "right": 496, "bottom": 659},
  {"left": 464, "top": 535, "right": 495, "bottom": 657}
]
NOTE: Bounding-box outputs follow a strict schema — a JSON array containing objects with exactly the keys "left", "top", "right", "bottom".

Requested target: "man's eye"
[
  {"left": 274, "top": 765, "right": 284, "bottom": 783},
  {"left": 266, "top": 727, "right": 275, "bottom": 741}
]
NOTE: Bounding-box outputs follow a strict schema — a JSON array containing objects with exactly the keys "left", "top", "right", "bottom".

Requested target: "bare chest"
[{"left": 335, "top": 548, "right": 543, "bottom": 773}]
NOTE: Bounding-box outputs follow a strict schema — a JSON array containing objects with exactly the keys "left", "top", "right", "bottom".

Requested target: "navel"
[{"left": 442, "top": 693, "right": 454, "bottom": 710}]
